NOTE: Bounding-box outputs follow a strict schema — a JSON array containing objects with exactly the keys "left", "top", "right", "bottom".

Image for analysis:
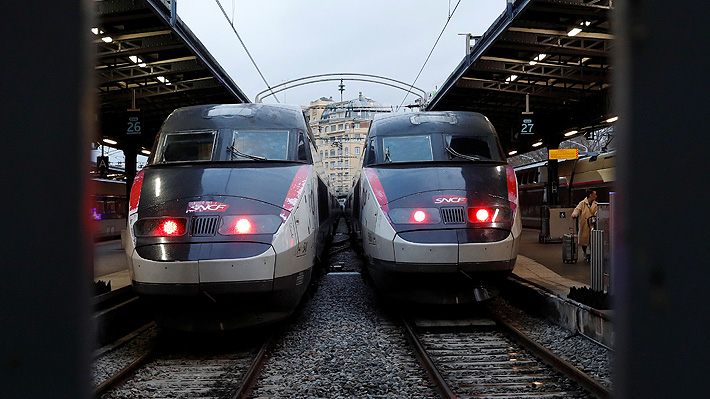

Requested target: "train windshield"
[
  {"left": 381, "top": 136, "right": 433, "bottom": 163},
  {"left": 229, "top": 131, "right": 290, "bottom": 161},
  {"left": 157, "top": 131, "right": 216, "bottom": 163},
  {"left": 444, "top": 134, "right": 497, "bottom": 161}
]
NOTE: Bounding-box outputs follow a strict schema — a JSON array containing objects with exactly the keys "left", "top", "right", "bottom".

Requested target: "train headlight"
[
  {"left": 134, "top": 218, "right": 187, "bottom": 237},
  {"left": 468, "top": 206, "right": 511, "bottom": 224},
  {"left": 219, "top": 215, "right": 282, "bottom": 235},
  {"left": 388, "top": 208, "right": 441, "bottom": 224}
]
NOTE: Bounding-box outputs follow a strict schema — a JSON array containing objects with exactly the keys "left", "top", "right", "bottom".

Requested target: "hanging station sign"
[
  {"left": 548, "top": 149, "right": 579, "bottom": 160},
  {"left": 126, "top": 109, "right": 142, "bottom": 135}
]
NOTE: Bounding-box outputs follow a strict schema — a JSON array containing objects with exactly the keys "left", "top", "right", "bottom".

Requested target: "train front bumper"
[
  {"left": 374, "top": 231, "right": 517, "bottom": 273},
  {"left": 129, "top": 245, "right": 276, "bottom": 296}
]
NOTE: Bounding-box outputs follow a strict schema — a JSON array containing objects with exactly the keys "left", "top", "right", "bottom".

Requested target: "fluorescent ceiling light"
[
  {"left": 508, "top": 150, "right": 518, "bottom": 156},
  {"left": 101, "top": 36, "right": 113, "bottom": 43},
  {"left": 564, "top": 130, "right": 579, "bottom": 137},
  {"left": 91, "top": 28, "right": 102, "bottom": 35},
  {"left": 139, "top": 62, "right": 147, "bottom": 67},
  {"left": 581, "top": 57, "right": 591, "bottom": 63},
  {"left": 505, "top": 75, "right": 518, "bottom": 83},
  {"left": 584, "top": 21, "right": 592, "bottom": 26},
  {"left": 141, "top": 149, "right": 151, "bottom": 155},
  {"left": 157, "top": 76, "right": 167, "bottom": 83},
  {"left": 606, "top": 116, "right": 619, "bottom": 123},
  {"left": 567, "top": 28, "right": 583, "bottom": 37},
  {"left": 529, "top": 53, "right": 547, "bottom": 66},
  {"left": 532, "top": 141, "right": 543, "bottom": 147},
  {"left": 129, "top": 55, "right": 143, "bottom": 64},
  {"left": 102, "top": 138, "right": 118, "bottom": 145}
]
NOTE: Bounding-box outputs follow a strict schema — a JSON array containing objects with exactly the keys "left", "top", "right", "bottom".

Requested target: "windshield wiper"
[
  {"left": 228, "top": 145, "right": 267, "bottom": 161},
  {"left": 446, "top": 145, "right": 481, "bottom": 161}
]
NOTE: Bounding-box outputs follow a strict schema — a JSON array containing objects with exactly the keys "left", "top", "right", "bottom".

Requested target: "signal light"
[
  {"left": 160, "top": 220, "right": 180, "bottom": 235},
  {"left": 235, "top": 218, "right": 252, "bottom": 234},
  {"left": 413, "top": 210, "right": 426, "bottom": 223},
  {"left": 134, "top": 217, "right": 187, "bottom": 237},
  {"left": 475, "top": 209, "right": 489, "bottom": 222},
  {"left": 219, "top": 214, "right": 283, "bottom": 235}
]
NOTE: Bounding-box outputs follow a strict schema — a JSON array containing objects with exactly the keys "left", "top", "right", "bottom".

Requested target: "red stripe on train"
[
  {"left": 280, "top": 165, "right": 311, "bottom": 221},
  {"left": 364, "top": 168, "right": 389, "bottom": 213},
  {"left": 129, "top": 170, "right": 145, "bottom": 213}
]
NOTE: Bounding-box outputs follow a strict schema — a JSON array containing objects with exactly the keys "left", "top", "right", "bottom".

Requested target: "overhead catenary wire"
[
  {"left": 398, "top": 0, "right": 462, "bottom": 111},
  {"left": 213, "top": 0, "right": 279, "bottom": 103}
]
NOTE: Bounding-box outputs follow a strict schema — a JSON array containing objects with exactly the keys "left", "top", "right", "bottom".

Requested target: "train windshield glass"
[
  {"left": 444, "top": 134, "right": 499, "bottom": 161},
  {"left": 381, "top": 136, "right": 433, "bottom": 163},
  {"left": 230, "top": 131, "right": 289, "bottom": 161},
  {"left": 157, "top": 131, "right": 216, "bottom": 163}
]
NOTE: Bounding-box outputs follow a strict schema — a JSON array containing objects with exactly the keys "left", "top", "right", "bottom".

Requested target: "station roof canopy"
[
  {"left": 426, "top": 0, "right": 613, "bottom": 154},
  {"left": 95, "top": 0, "right": 249, "bottom": 150}
]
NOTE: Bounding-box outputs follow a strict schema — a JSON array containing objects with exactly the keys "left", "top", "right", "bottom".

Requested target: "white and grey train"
[
  {"left": 125, "top": 103, "right": 338, "bottom": 331},
  {"left": 346, "top": 111, "right": 521, "bottom": 303}
]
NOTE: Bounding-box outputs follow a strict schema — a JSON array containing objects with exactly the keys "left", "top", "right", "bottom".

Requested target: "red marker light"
[
  {"left": 476, "top": 209, "right": 489, "bottom": 222},
  {"left": 235, "top": 218, "right": 252, "bottom": 234},
  {"left": 413, "top": 210, "right": 426, "bottom": 222},
  {"left": 160, "top": 220, "right": 180, "bottom": 235}
]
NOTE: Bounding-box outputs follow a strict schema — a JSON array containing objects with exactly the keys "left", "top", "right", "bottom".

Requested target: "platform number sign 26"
[
  {"left": 521, "top": 118, "right": 534, "bottom": 135},
  {"left": 126, "top": 110, "right": 142, "bottom": 135}
]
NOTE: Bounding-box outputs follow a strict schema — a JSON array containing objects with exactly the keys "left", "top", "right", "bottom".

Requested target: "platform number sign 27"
[
  {"left": 521, "top": 117, "right": 535, "bottom": 135},
  {"left": 126, "top": 110, "right": 142, "bottom": 135}
]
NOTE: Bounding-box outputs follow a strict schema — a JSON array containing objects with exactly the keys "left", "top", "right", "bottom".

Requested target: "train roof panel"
[
  {"left": 369, "top": 111, "right": 497, "bottom": 137},
  {"left": 160, "top": 104, "right": 308, "bottom": 132}
]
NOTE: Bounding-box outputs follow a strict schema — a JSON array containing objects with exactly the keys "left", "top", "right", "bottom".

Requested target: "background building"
[{"left": 305, "top": 93, "right": 391, "bottom": 196}]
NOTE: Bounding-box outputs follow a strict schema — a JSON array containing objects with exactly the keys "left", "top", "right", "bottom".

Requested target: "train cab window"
[
  {"left": 381, "top": 136, "right": 433, "bottom": 163},
  {"left": 230, "top": 131, "right": 289, "bottom": 161},
  {"left": 297, "top": 132, "right": 309, "bottom": 161},
  {"left": 444, "top": 135, "right": 493, "bottom": 160},
  {"left": 159, "top": 131, "right": 216, "bottom": 163}
]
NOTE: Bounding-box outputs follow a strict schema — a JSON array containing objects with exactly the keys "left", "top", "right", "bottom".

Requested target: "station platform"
[{"left": 94, "top": 228, "right": 592, "bottom": 298}]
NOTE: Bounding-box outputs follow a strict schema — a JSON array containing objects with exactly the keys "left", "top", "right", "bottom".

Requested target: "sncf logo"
[
  {"left": 433, "top": 195, "right": 468, "bottom": 205},
  {"left": 186, "top": 201, "right": 229, "bottom": 213}
]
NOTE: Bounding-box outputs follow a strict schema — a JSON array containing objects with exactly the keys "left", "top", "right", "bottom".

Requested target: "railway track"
[
  {"left": 96, "top": 332, "right": 272, "bottom": 399},
  {"left": 403, "top": 314, "right": 611, "bottom": 399}
]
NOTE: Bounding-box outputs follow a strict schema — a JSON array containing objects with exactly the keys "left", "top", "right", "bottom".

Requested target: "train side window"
[
  {"left": 364, "top": 138, "right": 376, "bottom": 166},
  {"left": 297, "top": 132, "right": 310, "bottom": 161}
]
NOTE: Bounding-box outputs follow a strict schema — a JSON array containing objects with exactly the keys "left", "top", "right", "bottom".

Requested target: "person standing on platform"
[{"left": 572, "top": 189, "right": 598, "bottom": 262}]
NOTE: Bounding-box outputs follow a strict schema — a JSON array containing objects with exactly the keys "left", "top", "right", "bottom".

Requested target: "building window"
[
  {"left": 338, "top": 160, "right": 343, "bottom": 168},
  {"left": 337, "top": 148, "right": 343, "bottom": 156},
  {"left": 345, "top": 123, "right": 350, "bottom": 129},
  {"left": 338, "top": 173, "right": 343, "bottom": 181},
  {"left": 354, "top": 123, "right": 361, "bottom": 129},
  {"left": 355, "top": 147, "right": 361, "bottom": 154},
  {"left": 320, "top": 151, "right": 323, "bottom": 159},
  {"left": 338, "top": 123, "right": 344, "bottom": 131},
  {"left": 345, "top": 160, "right": 349, "bottom": 167},
  {"left": 331, "top": 173, "right": 335, "bottom": 181},
  {"left": 345, "top": 147, "right": 349, "bottom": 156},
  {"left": 330, "top": 149, "right": 335, "bottom": 157}
]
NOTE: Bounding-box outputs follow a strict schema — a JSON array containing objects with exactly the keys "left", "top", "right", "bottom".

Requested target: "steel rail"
[
  {"left": 401, "top": 319, "right": 456, "bottom": 399},
  {"left": 490, "top": 311, "right": 611, "bottom": 399},
  {"left": 231, "top": 333, "right": 274, "bottom": 399},
  {"left": 94, "top": 346, "right": 155, "bottom": 397}
]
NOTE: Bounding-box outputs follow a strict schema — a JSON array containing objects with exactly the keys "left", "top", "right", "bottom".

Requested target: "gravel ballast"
[{"left": 251, "top": 272, "right": 438, "bottom": 399}]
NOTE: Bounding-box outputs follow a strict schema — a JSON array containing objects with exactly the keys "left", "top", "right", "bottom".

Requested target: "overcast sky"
[{"left": 176, "top": 0, "right": 506, "bottom": 108}]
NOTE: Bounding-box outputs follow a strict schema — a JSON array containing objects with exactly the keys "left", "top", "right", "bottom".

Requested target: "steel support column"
[
  {"left": 0, "top": 2, "right": 93, "bottom": 398},
  {"left": 615, "top": 1, "right": 710, "bottom": 397}
]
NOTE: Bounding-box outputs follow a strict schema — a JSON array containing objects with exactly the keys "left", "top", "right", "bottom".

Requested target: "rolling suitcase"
[{"left": 562, "top": 222, "right": 578, "bottom": 263}]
